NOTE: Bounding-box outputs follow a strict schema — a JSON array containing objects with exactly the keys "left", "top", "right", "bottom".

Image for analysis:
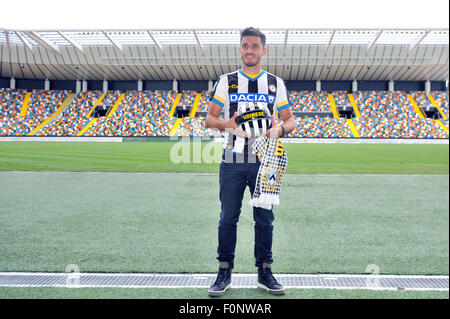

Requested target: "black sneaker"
[
  {"left": 257, "top": 266, "right": 285, "bottom": 295},
  {"left": 208, "top": 267, "right": 232, "bottom": 297}
]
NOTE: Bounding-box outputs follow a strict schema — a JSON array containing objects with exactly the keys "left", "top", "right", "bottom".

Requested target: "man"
[{"left": 205, "top": 27, "right": 297, "bottom": 296}]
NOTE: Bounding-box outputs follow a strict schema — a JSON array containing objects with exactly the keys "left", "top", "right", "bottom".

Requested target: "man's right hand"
[
  {"left": 224, "top": 112, "right": 249, "bottom": 139},
  {"left": 205, "top": 101, "right": 248, "bottom": 138}
]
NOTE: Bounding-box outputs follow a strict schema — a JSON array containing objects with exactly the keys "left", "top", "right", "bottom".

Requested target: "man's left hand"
[{"left": 264, "top": 115, "right": 283, "bottom": 138}]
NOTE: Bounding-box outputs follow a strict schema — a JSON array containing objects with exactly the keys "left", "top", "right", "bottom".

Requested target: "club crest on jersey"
[
  {"left": 229, "top": 93, "right": 275, "bottom": 104},
  {"left": 269, "top": 84, "right": 276, "bottom": 93}
]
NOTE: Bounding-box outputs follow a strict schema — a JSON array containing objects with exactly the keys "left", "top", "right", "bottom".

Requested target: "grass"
[
  {"left": 0, "top": 141, "right": 448, "bottom": 174},
  {"left": 0, "top": 172, "right": 447, "bottom": 275},
  {"left": 0, "top": 141, "right": 448, "bottom": 299}
]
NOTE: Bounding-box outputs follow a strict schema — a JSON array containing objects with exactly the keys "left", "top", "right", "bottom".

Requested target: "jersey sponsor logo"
[{"left": 229, "top": 93, "right": 275, "bottom": 104}]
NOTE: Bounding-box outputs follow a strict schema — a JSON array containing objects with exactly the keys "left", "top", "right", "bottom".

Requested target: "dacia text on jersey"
[{"left": 229, "top": 93, "right": 276, "bottom": 104}]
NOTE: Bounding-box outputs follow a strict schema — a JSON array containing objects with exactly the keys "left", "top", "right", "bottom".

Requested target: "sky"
[{"left": 1, "top": 0, "right": 449, "bottom": 30}]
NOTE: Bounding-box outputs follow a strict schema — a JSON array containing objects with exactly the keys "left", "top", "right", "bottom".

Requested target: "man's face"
[{"left": 239, "top": 35, "right": 267, "bottom": 68}]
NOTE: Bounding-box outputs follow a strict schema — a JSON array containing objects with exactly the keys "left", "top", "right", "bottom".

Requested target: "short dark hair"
[{"left": 240, "top": 27, "right": 266, "bottom": 47}]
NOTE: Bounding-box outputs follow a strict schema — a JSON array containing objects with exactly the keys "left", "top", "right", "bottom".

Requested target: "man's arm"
[
  {"left": 205, "top": 101, "right": 248, "bottom": 138},
  {"left": 264, "top": 107, "right": 297, "bottom": 138}
]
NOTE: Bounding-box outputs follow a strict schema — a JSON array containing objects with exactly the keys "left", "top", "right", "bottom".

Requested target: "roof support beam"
[
  {"left": 24, "top": 31, "right": 61, "bottom": 54},
  {"left": 409, "top": 30, "right": 431, "bottom": 51},
  {"left": 193, "top": 30, "right": 204, "bottom": 50},
  {"left": 147, "top": 31, "right": 164, "bottom": 54},
  {"left": 283, "top": 30, "right": 289, "bottom": 55},
  {"left": 325, "top": 30, "right": 336, "bottom": 51},
  {"left": 58, "top": 31, "right": 84, "bottom": 54},
  {"left": 367, "top": 30, "right": 383, "bottom": 51},
  {"left": 101, "top": 31, "right": 123, "bottom": 53},
  {"left": 4, "top": 30, "right": 11, "bottom": 52},
  {"left": 15, "top": 31, "right": 34, "bottom": 53},
  {"left": 193, "top": 30, "right": 207, "bottom": 57}
]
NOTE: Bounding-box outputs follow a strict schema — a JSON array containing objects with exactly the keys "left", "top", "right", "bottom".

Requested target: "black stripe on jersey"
[
  {"left": 245, "top": 76, "right": 259, "bottom": 154},
  {"left": 266, "top": 73, "right": 277, "bottom": 116},
  {"left": 248, "top": 78, "right": 258, "bottom": 94}
]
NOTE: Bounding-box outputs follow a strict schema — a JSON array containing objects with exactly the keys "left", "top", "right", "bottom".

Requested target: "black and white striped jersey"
[{"left": 209, "top": 68, "right": 291, "bottom": 154}]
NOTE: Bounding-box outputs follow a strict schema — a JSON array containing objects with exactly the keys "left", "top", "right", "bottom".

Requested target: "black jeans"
[{"left": 217, "top": 156, "right": 275, "bottom": 269}]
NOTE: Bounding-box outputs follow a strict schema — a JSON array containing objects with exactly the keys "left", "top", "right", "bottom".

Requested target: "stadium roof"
[{"left": 0, "top": 28, "right": 448, "bottom": 82}]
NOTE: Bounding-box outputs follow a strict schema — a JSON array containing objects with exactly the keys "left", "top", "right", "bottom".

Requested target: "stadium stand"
[
  {"left": 0, "top": 88, "right": 27, "bottom": 136},
  {"left": 81, "top": 90, "right": 176, "bottom": 136},
  {"left": 0, "top": 89, "right": 70, "bottom": 136},
  {"left": 290, "top": 116, "right": 353, "bottom": 138},
  {"left": 175, "top": 116, "right": 222, "bottom": 137},
  {"left": 430, "top": 92, "right": 449, "bottom": 119},
  {"left": 0, "top": 88, "right": 448, "bottom": 138},
  {"left": 0, "top": 28, "right": 447, "bottom": 139},
  {"left": 179, "top": 90, "right": 197, "bottom": 109},
  {"left": 352, "top": 91, "right": 448, "bottom": 138},
  {"left": 289, "top": 91, "right": 331, "bottom": 112},
  {"left": 197, "top": 91, "right": 211, "bottom": 113},
  {"left": 38, "top": 90, "right": 103, "bottom": 136},
  {"left": 331, "top": 91, "right": 351, "bottom": 109}
]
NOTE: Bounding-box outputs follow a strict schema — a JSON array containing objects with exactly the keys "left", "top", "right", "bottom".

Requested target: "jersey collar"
[{"left": 239, "top": 69, "right": 266, "bottom": 82}]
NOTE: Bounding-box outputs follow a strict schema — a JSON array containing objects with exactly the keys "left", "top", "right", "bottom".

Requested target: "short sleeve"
[
  {"left": 208, "top": 76, "right": 228, "bottom": 108},
  {"left": 275, "top": 78, "right": 291, "bottom": 112}
]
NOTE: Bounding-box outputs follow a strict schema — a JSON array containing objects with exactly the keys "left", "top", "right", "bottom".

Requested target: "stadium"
[{"left": 0, "top": 23, "right": 448, "bottom": 304}]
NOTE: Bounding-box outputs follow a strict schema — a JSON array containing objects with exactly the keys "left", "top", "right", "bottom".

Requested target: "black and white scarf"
[{"left": 249, "top": 136, "right": 288, "bottom": 210}]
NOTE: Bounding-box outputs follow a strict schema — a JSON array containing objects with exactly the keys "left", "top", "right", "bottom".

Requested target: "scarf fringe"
[{"left": 249, "top": 194, "right": 280, "bottom": 210}]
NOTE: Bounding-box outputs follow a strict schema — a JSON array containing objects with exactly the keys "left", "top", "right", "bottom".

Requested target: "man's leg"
[
  {"left": 209, "top": 161, "right": 247, "bottom": 297},
  {"left": 217, "top": 161, "right": 247, "bottom": 268},
  {"left": 253, "top": 206, "right": 274, "bottom": 267},
  {"left": 246, "top": 161, "right": 274, "bottom": 267},
  {"left": 247, "top": 161, "right": 285, "bottom": 295}
]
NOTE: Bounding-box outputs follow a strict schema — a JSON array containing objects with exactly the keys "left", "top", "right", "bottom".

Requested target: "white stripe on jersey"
[{"left": 260, "top": 118, "right": 267, "bottom": 135}]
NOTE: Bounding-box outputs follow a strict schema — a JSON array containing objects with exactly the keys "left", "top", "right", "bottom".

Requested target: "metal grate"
[{"left": 0, "top": 273, "right": 447, "bottom": 291}]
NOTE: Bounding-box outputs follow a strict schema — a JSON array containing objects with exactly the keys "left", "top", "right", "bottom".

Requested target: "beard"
[
  {"left": 242, "top": 55, "right": 260, "bottom": 67},
  {"left": 243, "top": 61, "right": 258, "bottom": 67}
]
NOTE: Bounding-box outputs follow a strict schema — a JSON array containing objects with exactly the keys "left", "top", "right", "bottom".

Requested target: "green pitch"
[
  {"left": 0, "top": 141, "right": 448, "bottom": 299},
  {"left": 0, "top": 141, "right": 448, "bottom": 174},
  {"left": 0, "top": 171, "right": 447, "bottom": 274}
]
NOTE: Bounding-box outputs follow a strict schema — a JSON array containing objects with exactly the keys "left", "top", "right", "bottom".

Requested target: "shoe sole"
[
  {"left": 257, "top": 282, "right": 285, "bottom": 295},
  {"left": 208, "top": 283, "right": 231, "bottom": 297}
]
